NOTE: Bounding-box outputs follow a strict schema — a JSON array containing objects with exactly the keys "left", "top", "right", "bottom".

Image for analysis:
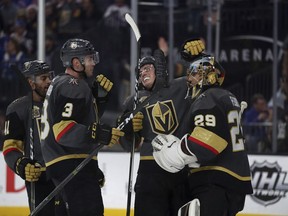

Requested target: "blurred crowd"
[
  {"left": 0, "top": 0, "right": 132, "bottom": 110},
  {"left": 0, "top": 0, "right": 287, "bottom": 154}
]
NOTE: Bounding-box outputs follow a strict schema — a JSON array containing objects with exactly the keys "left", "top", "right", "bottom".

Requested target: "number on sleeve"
[
  {"left": 228, "top": 110, "right": 244, "bottom": 152},
  {"left": 41, "top": 99, "right": 49, "bottom": 140}
]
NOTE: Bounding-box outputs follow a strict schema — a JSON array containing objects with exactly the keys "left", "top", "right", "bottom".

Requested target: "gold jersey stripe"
[
  {"left": 140, "top": 156, "right": 154, "bottom": 160},
  {"left": 3, "top": 139, "right": 24, "bottom": 153},
  {"left": 53, "top": 120, "right": 76, "bottom": 141},
  {"left": 191, "top": 126, "right": 228, "bottom": 154},
  {"left": 190, "top": 165, "right": 251, "bottom": 181},
  {"left": 46, "top": 154, "right": 97, "bottom": 167}
]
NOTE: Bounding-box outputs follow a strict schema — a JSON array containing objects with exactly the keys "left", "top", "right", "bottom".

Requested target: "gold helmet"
[{"left": 187, "top": 55, "right": 225, "bottom": 87}]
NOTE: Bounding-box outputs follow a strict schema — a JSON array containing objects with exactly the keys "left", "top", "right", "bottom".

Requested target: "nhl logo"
[{"left": 250, "top": 160, "right": 288, "bottom": 206}]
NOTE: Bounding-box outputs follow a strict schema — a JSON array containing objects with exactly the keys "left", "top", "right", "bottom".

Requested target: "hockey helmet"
[
  {"left": 22, "top": 60, "right": 53, "bottom": 78},
  {"left": 139, "top": 56, "right": 156, "bottom": 69},
  {"left": 187, "top": 55, "right": 225, "bottom": 87},
  {"left": 60, "top": 38, "right": 99, "bottom": 67}
]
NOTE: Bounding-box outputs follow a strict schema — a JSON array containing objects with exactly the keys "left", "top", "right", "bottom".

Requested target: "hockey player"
[
  {"left": 41, "top": 38, "right": 124, "bottom": 216},
  {"left": 118, "top": 49, "right": 194, "bottom": 216},
  {"left": 2, "top": 60, "right": 66, "bottom": 215},
  {"left": 152, "top": 54, "right": 253, "bottom": 216}
]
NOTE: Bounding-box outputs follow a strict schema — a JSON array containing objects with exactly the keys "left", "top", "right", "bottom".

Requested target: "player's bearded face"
[{"left": 34, "top": 73, "right": 52, "bottom": 98}]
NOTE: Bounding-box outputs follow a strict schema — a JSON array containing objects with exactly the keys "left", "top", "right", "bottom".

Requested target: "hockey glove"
[
  {"left": 153, "top": 49, "right": 168, "bottom": 88},
  {"left": 15, "top": 157, "right": 44, "bottom": 182},
  {"left": 180, "top": 38, "right": 205, "bottom": 62},
  {"left": 89, "top": 122, "right": 124, "bottom": 146},
  {"left": 152, "top": 134, "right": 198, "bottom": 173},
  {"left": 91, "top": 74, "right": 113, "bottom": 99},
  {"left": 117, "top": 112, "right": 144, "bottom": 134},
  {"left": 97, "top": 167, "right": 105, "bottom": 188}
]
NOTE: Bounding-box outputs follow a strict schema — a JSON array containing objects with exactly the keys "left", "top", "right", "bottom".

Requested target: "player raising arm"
[{"left": 152, "top": 54, "right": 253, "bottom": 216}]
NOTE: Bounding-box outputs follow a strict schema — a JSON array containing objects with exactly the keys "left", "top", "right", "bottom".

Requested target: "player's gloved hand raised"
[
  {"left": 97, "top": 167, "right": 105, "bottom": 188},
  {"left": 96, "top": 74, "right": 113, "bottom": 92},
  {"left": 15, "top": 157, "right": 44, "bottom": 182},
  {"left": 91, "top": 74, "right": 113, "bottom": 99},
  {"left": 89, "top": 122, "right": 124, "bottom": 146},
  {"left": 181, "top": 38, "right": 205, "bottom": 62}
]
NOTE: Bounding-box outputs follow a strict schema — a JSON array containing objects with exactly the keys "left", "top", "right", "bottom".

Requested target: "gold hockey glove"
[
  {"left": 15, "top": 157, "right": 44, "bottom": 182},
  {"left": 184, "top": 40, "right": 205, "bottom": 56},
  {"left": 132, "top": 112, "right": 144, "bottom": 132},
  {"left": 109, "top": 128, "right": 124, "bottom": 146},
  {"left": 181, "top": 38, "right": 206, "bottom": 62},
  {"left": 96, "top": 74, "right": 113, "bottom": 92},
  {"left": 117, "top": 112, "right": 144, "bottom": 134}
]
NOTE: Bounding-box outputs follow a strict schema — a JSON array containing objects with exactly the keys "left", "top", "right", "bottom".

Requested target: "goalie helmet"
[
  {"left": 60, "top": 38, "right": 100, "bottom": 67},
  {"left": 187, "top": 55, "right": 225, "bottom": 87},
  {"left": 22, "top": 60, "right": 53, "bottom": 77}
]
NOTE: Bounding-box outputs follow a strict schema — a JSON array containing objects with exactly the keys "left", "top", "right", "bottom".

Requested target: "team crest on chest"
[
  {"left": 32, "top": 105, "right": 41, "bottom": 119},
  {"left": 146, "top": 100, "right": 178, "bottom": 134}
]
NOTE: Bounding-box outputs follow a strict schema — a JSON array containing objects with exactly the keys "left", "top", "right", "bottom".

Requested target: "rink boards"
[{"left": 0, "top": 152, "right": 288, "bottom": 216}]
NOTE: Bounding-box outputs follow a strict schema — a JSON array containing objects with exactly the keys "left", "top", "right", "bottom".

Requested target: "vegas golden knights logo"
[{"left": 146, "top": 100, "right": 178, "bottom": 134}]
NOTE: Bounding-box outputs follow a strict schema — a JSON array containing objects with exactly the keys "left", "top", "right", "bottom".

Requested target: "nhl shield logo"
[
  {"left": 250, "top": 160, "right": 288, "bottom": 206},
  {"left": 146, "top": 100, "right": 178, "bottom": 134}
]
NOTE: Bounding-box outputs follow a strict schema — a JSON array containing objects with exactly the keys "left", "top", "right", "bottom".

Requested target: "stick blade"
[{"left": 125, "top": 13, "right": 141, "bottom": 42}]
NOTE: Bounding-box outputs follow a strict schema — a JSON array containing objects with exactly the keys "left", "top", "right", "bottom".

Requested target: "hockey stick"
[
  {"left": 10, "top": 64, "right": 36, "bottom": 211},
  {"left": 125, "top": 13, "right": 141, "bottom": 216},
  {"left": 30, "top": 88, "right": 162, "bottom": 215},
  {"left": 29, "top": 143, "right": 103, "bottom": 216}
]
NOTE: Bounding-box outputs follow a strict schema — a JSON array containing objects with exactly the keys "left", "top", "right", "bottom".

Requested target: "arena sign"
[
  {"left": 220, "top": 35, "right": 283, "bottom": 63},
  {"left": 219, "top": 35, "right": 284, "bottom": 86}
]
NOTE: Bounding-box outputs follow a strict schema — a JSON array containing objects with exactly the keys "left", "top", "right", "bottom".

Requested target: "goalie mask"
[
  {"left": 22, "top": 60, "right": 54, "bottom": 79},
  {"left": 60, "top": 38, "right": 100, "bottom": 68},
  {"left": 186, "top": 56, "right": 225, "bottom": 99}
]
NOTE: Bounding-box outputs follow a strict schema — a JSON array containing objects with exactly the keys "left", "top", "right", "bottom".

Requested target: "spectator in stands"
[
  {"left": 0, "top": 29, "right": 9, "bottom": 62},
  {"left": 0, "top": 0, "right": 18, "bottom": 34},
  {"left": 268, "top": 73, "right": 288, "bottom": 153},
  {"left": 283, "top": 35, "right": 288, "bottom": 77},
  {"left": 10, "top": 19, "right": 34, "bottom": 57},
  {"left": 45, "top": 33, "right": 58, "bottom": 67},
  {"left": 25, "top": 4, "right": 37, "bottom": 55},
  {"left": 80, "top": 0, "right": 103, "bottom": 32},
  {"left": 56, "top": 0, "right": 82, "bottom": 43},
  {"left": 186, "top": 0, "right": 205, "bottom": 34},
  {"left": 45, "top": 1, "right": 58, "bottom": 36},
  {"left": 103, "top": 0, "right": 130, "bottom": 28},
  {"left": 0, "top": 37, "right": 26, "bottom": 102},
  {"left": 0, "top": 110, "right": 5, "bottom": 151},
  {"left": 243, "top": 93, "right": 270, "bottom": 153}
]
